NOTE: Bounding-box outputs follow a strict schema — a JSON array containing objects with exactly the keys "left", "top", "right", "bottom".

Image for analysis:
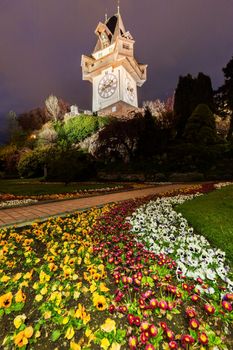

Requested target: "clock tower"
[{"left": 81, "top": 5, "right": 147, "bottom": 117}]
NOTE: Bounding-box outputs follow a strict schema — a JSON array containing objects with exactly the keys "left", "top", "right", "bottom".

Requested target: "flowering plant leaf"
[{"left": 51, "top": 329, "right": 61, "bottom": 342}]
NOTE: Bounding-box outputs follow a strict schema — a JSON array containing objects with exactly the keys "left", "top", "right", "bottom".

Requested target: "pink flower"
[
  {"left": 149, "top": 298, "right": 158, "bottom": 309},
  {"left": 140, "top": 321, "right": 150, "bottom": 332},
  {"left": 129, "top": 336, "right": 137, "bottom": 349}
]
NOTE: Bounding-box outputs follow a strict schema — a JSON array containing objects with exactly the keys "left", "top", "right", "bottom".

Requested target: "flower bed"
[
  {"left": 0, "top": 184, "right": 232, "bottom": 349},
  {"left": 0, "top": 199, "right": 38, "bottom": 209},
  {"left": 0, "top": 185, "right": 130, "bottom": 209}
]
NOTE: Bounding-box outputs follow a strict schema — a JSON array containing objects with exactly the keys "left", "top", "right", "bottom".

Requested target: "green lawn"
[
  {"left": 0, "top": 179, "right": 125, "bottom": 196},
  {"left": 176, "top": 185, "right": 233, "bottom": 266}
]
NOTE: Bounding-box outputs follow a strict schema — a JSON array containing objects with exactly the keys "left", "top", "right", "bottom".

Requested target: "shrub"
[
  {"left": 47, "top": 148, "right": 95, "bottom": 182},
  {"left": 17, "top": 147, "right": 50, "bottom": 178},
  {"left": 63, "top": 115, "right": 109, "bottom": 144}
]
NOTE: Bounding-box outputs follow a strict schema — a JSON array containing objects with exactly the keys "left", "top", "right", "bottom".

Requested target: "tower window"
[{"left": 123, "top": 44, "right": 130, "bottom": 50}]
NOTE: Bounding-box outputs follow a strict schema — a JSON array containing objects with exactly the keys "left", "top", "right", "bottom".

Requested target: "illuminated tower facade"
[{"left": 81, "top": 6, "right": 147, "bottom": 116}]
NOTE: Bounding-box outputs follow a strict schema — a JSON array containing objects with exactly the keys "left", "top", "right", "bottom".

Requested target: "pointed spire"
[
  {"left": 105, "top": 11, "right": 108, "bottom": 22},
  {"left": 117, "top": 0, "right": 120, "bottom": 15}
]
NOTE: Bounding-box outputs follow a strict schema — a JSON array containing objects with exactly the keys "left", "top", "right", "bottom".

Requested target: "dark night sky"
[{"left": 0, "top": 0, "right": 233, "bottom": 141}]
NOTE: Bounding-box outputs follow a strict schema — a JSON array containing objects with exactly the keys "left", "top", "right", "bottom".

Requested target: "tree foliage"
[
  {"left": 217, "top": 56, "right": 233, "bottom": 140},
  {"left": 183, "top": 104, "right": 217, "bottom": 145},
  {"left": 174, "top": 73, "right": 214, "bottom": 137}
]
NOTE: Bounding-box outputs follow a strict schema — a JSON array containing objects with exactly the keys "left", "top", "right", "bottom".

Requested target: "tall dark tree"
[
  {"left": 183, "top": 104, "right": 217, "bottom": 145},
  {"left": 217, "top": 56, "right": 233, "bottom": 140},
  {"left": 174, "top": 73, "right": 214, "bottom": 137}
]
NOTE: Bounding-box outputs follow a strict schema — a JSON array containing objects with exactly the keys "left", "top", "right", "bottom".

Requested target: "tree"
[
  {"left": 174, "top": 73, "right": 214, "bottom": 137},
  {"left": 96, "top": 116, "right": 144, "bottom": 162},
  {"left": 18, "top": 108, "right": 48, "bottom": 132},
  {"left": 45, "top": 94, "right": 60, "bottom": 121},
  {"left": 143, "top": 97, "right": 175, "bottom": 129},
  {"left": 217, "top": 56, "right": 233, "bottom": 140},
  {"left": 37, "top": 122, "right": 58, "bottom": 146},
  {"left": 183, "top": 104, "right": 217, "bottom": 145}
]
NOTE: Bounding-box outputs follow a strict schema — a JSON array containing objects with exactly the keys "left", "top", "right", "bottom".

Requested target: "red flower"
[
  {"left": 145, "top": 344, "right": 155, "bottom": 350},
  {"left": 166, "top": 329, "right": 175, "bottom": 341},
  {"left": 109, "top": 304, "right": 115, "bottom": 314},
  {"left": 222, "top": 300, "right": 233, "bottom": 312},
  {"left": 225, "top": 293, "right": 233, "bottom": 301},
  {"left": 168, "top": 341, "right": 178, "bottom": 349},
  {"left": 159, "top": 300, "right": 168, "bottom": 310},
  {"left": 198, "top": 332, "right": 209, "bottom": 345},
  {"left": 160, "top": 322, "right": 168, "bottom": 331},
  {"left": 189, "top": 318, "right": 200, "bottom": 329},
  {"left": 134, "top": 316, "right": 141, "bottom": 326},
  {"left": 191, "top": 294, "right": 199, "bottom": 302},
  {"left": 149, "top": 324, "right": 158, "bottom": 337},
  {"left": 181, "top": 334, "right": 195, "bottom": 346},
  {"left": 140, "top": 332, "right": 149, "bottom": 344},
  {"left": 127, "top": 314, "right": 135, "bottom": 325},
  {"left": 204, "top": 304, "right": 215, "bottom": 314},
  {"left": 185, "top": 307, "right": 196, "bottom": 318}
]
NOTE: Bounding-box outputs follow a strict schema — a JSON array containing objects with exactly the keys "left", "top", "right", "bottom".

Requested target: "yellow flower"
[
  {"left": 23, "top": 270, "right": 33, "bottom": 280},
  {"left": 40, "top": 287, "right": 48, "bottom": 295},
  {"left": 93, "top": 294, "right": 107, "bottom": 311},
  {"left": 100, "top": 283, "right": 109, "bottom": 292},
  {"left": 24, "top": 326, "right": 33, "bottom": 338},
  {"left": 1, "top": 275, "right": 10, "bottom": 283},
  {"left": 13, "top": 273, "right": 22, "bottom": 282},
  {"left": 65, "top": 326, "right": 75, "bottom": 340},
  {"left": 90, "top": 282, "right": 97, "bottom": 293},
  {"left": 44, "top": 311, "right": 52, "bottom": 319},
  {"left": 15, "top": 290, "right": 26, "bottom": 303},
  {"left": 110, "top": 343, "right": 121, "bottom": 350},
  {"left": 70, "top": 341, "right": 81, "bottom": 350},
  {"left": 63, "top": 316, "right": 70, "bottom": 325},
  {"left": 0, "top": 292, "right": 13, "bottom": 308},
  {"left": 35, "top": 294, "right": 43, "bottom": 302},
  {"left": 39, "top": 271, "right": 50, "bottom": 283},
  {"left": 75, "top": 304, "right": 90, "bottom": 324},
  {"left": 101, "top": 318, "right": 116, "bottom": 333},
  {"left": 101, "top": 338, "right": 110, "bottom": 350},
  {"left": 13, "top": 314, "right": 26, "bottom": 329}
]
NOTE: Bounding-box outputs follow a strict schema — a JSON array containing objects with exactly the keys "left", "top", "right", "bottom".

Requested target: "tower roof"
[{"left": 105, "top": 12, "right": 126, "bottom": 39}]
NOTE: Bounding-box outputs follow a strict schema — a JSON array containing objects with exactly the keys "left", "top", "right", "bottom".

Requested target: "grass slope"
[
  {"left": 0, "top": 179, "right": 122, "bottom": 196},
  {"left": 176, "top": 185, "right": 233, "bottom": 266}
]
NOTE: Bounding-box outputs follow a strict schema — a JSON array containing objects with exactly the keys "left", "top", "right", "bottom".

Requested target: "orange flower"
[
  {"left": 0, "top": 292, "right": 13, "bottom": 308},
  {"left": 14, "top": 326, "right": 33, "bottom": 348}
]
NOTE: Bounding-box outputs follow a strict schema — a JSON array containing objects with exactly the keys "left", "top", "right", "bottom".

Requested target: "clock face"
[
  {"left": 98, "top": 73, "right": 118, "bottom": 99},
  {"left": 126, "top": 78, "right": 135, "bottom": 102}
]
